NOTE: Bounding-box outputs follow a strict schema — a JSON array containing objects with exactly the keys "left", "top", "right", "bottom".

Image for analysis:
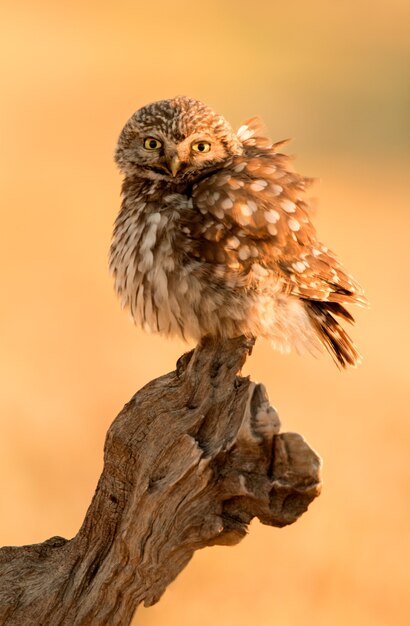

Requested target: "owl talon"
[{"left": 176, "top": 349, "right": 194, "bottom": 376}]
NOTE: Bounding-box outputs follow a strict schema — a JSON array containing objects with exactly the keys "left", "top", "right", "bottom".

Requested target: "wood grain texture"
[{"left": 0, "top": 336, "right": 322, "bottom": 626}]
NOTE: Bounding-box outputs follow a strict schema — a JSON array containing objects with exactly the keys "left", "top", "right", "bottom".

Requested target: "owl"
[{"left": 110, "top": 96, "right": 367, "bottom": 367}]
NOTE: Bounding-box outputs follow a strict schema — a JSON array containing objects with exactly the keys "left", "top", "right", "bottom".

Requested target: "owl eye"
[
  {"left": 144, "top": 137, "right": 162, "bottom": 150},
  {"left": 192, "top": 141, "right": 211, "bottom": 153}
]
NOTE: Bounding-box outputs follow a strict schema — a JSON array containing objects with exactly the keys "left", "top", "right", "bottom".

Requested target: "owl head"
[{"left": 115, "top": 96, "right": 243, "bottom": 183}]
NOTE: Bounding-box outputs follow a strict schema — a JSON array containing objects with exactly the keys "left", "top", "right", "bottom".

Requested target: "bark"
[{"left": 0, "top": 336, "right": 322, "bottom": 626}]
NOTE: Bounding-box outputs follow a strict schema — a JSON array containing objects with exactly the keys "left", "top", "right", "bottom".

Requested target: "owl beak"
[{"left": 169, "top": 155, "right": 182, "bottom": 177}]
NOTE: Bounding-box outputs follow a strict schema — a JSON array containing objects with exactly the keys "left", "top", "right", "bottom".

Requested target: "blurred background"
[{"left": 0, "top": 1, "right": 409, "bottom": 624}]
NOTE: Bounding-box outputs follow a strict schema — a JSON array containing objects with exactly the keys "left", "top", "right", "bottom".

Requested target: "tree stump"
[{"left": 0, "top": 336, "right": 322, "bottom": 625}]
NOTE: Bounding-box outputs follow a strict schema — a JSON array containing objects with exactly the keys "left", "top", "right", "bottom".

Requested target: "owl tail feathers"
[{"left": 306, "top": 301, "right": 362, "bottom": 369}]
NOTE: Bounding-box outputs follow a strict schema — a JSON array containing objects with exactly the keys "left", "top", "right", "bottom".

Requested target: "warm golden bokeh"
[{"left": 0, "top": 1, "right": 409, "bottom": 624}]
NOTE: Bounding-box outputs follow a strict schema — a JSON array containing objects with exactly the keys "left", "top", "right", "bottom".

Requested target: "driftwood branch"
[{"left": 0, "top": 336, "right": 322, "bottom": 626}]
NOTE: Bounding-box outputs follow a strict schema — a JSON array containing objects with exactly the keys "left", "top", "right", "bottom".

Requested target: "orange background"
[{"left": 0, "top": 1, "right": 409, "bottom": 625}]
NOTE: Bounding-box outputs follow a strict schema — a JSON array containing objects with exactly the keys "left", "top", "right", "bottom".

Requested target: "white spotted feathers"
[{"left": 110, "top": 97, "right": 367, "bottom": 367}]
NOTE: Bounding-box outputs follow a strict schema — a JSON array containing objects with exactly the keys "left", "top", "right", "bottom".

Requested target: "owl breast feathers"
[{"left": 110, "top": 96, "right": 367, "bottom": 367}]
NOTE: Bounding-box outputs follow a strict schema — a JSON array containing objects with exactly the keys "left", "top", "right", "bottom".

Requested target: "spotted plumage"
[{"left": 110, "top": 96, "right": 367, "bottom": 367}]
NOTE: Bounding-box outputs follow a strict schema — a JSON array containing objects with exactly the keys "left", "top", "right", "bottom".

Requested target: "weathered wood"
[{"left": 0, "top": 336, "right": 322, "bottom": 626}]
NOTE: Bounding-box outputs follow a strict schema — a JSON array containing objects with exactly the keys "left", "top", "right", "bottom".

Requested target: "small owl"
[{"left": 110, "top": 96, "right": 367, "bottom": 367}]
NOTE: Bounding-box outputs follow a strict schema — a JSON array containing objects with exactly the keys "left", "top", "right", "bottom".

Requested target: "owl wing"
[{"left": 190, "top": 140, "right": 367, "bottom": 307}]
